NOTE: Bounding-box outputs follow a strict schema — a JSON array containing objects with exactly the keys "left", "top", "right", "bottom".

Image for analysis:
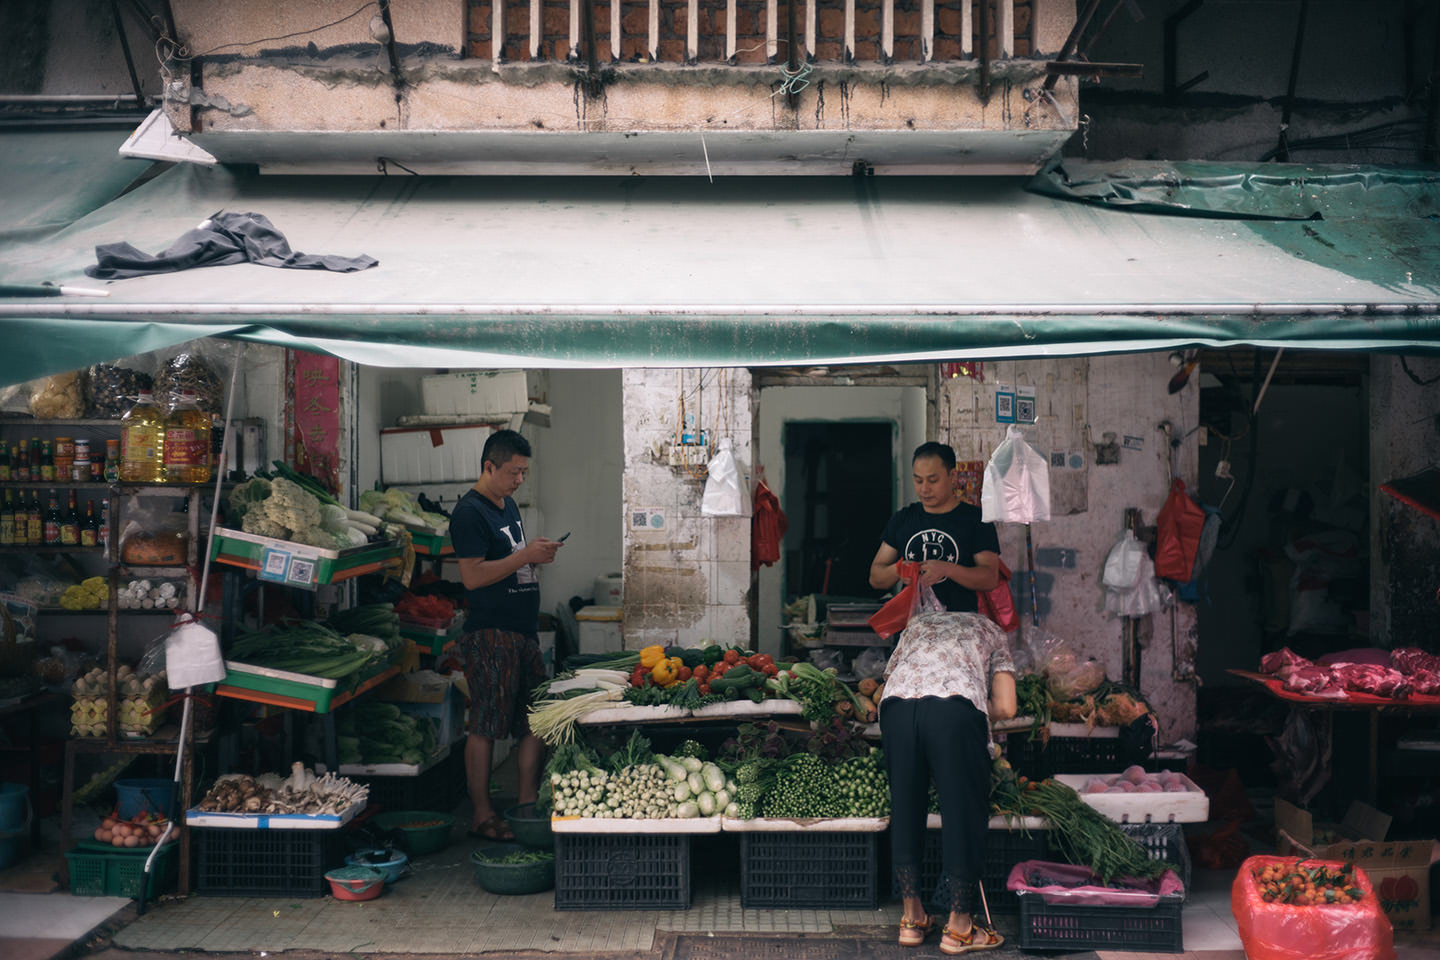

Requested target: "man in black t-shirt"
[
  {"left": 450, "top": 429, "right": 564, "bottom": 840},
  {"left": 869, "top": 442, "right": 1000, "bottom": 612}
]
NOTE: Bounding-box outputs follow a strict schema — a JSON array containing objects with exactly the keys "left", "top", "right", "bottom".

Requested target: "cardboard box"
[
  {"left": 377, "top": 669, "right": 453, "bottom": 704},
  {"left": 1275, "top": 797, "right": 1432, "bottom": 930},
  {"left": 380, "top": 423, "right": 494, "bottom": 484},
  {"left": 421, "top": 371, "right": 529, "bottom": 418}
]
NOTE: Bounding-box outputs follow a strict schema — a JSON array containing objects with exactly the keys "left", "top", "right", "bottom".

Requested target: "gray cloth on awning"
[{"left": 86, "top": 211, "right": 378, "bottom": 279}]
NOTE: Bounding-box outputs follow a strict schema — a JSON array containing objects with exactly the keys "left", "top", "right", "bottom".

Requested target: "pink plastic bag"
[
  {"left": 1231, "top": 855, "right": 1395, "bottom": 960},
  {"left": 1006, "top": 860, "right": 1184, "bottom": 906}
]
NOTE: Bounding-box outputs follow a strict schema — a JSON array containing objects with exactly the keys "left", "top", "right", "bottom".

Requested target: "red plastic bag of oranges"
[{"left": 1232, "top": 855, "right": 1395, "bottom": 960}]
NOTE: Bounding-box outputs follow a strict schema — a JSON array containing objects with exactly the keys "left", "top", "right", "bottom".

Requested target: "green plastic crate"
[
  {"left": 408, "top": 529, "right": 452, "bottom": 556},
  {"left": 210, "top": 528, "right": 400, "bottom": 588},
  {"left": 66, "top": 840, "right": 177, "bottom": 898}
]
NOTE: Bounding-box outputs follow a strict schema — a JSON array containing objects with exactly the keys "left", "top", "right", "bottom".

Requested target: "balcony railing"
[{"left": 468, "top": 0, "right": 1034, "bottom": 66}]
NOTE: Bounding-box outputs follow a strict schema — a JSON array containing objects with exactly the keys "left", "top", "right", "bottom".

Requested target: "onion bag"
[{"left": 1231, "top": 855, "right": 1395, "bottom": 960}]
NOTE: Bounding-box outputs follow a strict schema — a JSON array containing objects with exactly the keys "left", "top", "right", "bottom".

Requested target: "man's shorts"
[{"left": 457, "top": 628, "right": 546, "bottom": 740}]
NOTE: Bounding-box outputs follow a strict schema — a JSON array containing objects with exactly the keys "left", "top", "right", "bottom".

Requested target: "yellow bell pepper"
[
  {"left": 651, "top": 657, "right": 682, "bottom": 687},
  {"left": 639, "top": 644, "right": 667, "bottom": 669}
]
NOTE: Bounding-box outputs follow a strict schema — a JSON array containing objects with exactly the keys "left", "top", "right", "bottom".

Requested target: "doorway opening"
[{"left": 781, "top": 421, "right": 893, "bottom": 600}]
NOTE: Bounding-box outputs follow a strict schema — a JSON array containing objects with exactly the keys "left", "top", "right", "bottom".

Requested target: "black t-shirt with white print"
[
  {"left": 449, "top": 489, "right": 539, "bottom": 634},
  {"left": 880, "top": 501, "right": 1000, "bottom": 612}
]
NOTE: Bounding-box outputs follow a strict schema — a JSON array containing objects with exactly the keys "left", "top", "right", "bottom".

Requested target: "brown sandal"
[
  {"left": 897, "top": 915, "right": 935, "bottom": 947},
  {"left": 466, "top": 814, "right": 514, "bottom": 841},
  {"left": 940, "top": 923, "right": 1004, "bottom": 955}
]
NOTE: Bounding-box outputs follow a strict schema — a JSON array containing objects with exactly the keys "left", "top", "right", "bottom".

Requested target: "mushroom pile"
[{"left": 195, "top": 763, "right": 368, "bottom": 815}]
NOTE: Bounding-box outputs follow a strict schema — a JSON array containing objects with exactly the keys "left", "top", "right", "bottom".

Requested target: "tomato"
[
  {"left": 723, "top": 649, "right": 741, "bottom": 665},
  {"left": 692, "top": 664, "right": 710, "bottom": 681},
  {"left": 676, "top": 665, "right": 692, "bottom": 682},
  {"left": 761, "top": 663, "right": 778, "bottom": 677},
  {"left": 698, "top": 682, "right": 711, "bottom": 696}
]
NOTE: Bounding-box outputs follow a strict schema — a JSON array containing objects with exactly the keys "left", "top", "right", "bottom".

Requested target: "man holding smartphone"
[{"left": 450, "top": 428, "right": 565, "bottom": 841}]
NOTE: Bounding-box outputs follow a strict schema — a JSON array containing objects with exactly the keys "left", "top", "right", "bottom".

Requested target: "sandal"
[
  {"left": 466, "top": 814, "right": 514, "bottom": 841},
  {"left": 940, "top": 922, "right": 1004, "bottom": 955},
  {"left": 897, "top": 915, "right": 935, "bottom": 947}
]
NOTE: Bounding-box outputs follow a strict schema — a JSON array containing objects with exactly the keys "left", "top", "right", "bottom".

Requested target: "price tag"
[
  {"left": 259, "top": 547, "right": 291, "bottom": 582},
  {"left": 285, "top": 556, "right": 317, "bottom": 586}
]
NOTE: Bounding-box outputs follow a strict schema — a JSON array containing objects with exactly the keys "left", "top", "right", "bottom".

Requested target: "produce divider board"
[
  {"left": 721, "top": 816, "right": 889, "bottom": 833},
  {"left": 337, "top": 743, "right": 450, "bottom": 778},
  {"left": 184, "top": 795, "right": 366, "bottom": 830},
  {"left": 550, "top": 815, "right": 722, "bottom": 834},
  {"left": 691, "top": 699, "right": 803, "bottom": 719},
  {"left": 1055, "top": 773, "right": 1210, "bottom": 823},
  {"left": 1048, "top": 723, "right": 1119, "bottom": 738},
  {"left": 216, "top": 662, "right": 399, "bottom": 715},
  {"left": 210, "top": 528, "right": 400, "bottom": 588},
  {"left": 578, "top": 704, "right": 691, "bottom": 724},
  {"left": 927, "top": 814, "right": 1050, "bottom": 831}
]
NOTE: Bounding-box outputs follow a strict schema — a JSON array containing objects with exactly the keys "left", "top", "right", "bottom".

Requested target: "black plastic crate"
[
  {"left": 354, "top": 748, "right": 466, "bottom": 813},
  {"left": 554, "top": 833, "right": 690, "bottom": 910},
  {"left": 195, "top": 828, "right": 345, "bottom": 897},
  {"left": 897, "top": 823, "right": 1050, "bottom": 913},
  {"left": 1006, "top": 735, "right": 1122, "bottom": 779},
  {"left": 1120, "top": 822, "right": 1191, "bottom": 901},
  {"left": 1016, "top": 891, "right": 1184, "bottom": 953},
  {"left": 742, "top": 831, "right": 878, "bottom": 909}
]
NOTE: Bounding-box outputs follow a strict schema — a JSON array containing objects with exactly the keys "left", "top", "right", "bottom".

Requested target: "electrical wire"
[
  {"left": 157, "top": 2, "right": 378, "bottom": 62},
  {"left": 1400, "top": 355, "right": 1440, "bottom": 386}
]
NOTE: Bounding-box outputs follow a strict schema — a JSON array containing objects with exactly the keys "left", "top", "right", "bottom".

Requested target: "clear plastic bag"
[
  {"left": 852, "top": 647, "right": 890, "bottom": 681},
  {"left": 1042, "top": 639, "right": 1107, "bottom": 701},
  {"left": 118, "top": 495, "right": 190, "bottom": 566},
  {"left": 29, "top": 371, "right": 86, "bottom": 418},
  {"left": 85, "top": 363, "right": 153, "bottom": 417},
  {"left": 700, "top": 438, "right": 747, "bottom": 517}
]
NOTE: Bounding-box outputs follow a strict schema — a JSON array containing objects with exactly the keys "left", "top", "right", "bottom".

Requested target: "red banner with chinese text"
[{"left": 287, "top": 351, "right": 341, "bottom": 494}]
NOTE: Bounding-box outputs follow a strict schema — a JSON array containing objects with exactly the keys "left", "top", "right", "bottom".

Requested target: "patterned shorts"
[{"left": 457, "top": 628, "right": 546, "bottom": 740}]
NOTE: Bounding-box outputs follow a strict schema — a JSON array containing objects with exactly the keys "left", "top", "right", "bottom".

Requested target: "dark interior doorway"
[{"left": 781, "top": 421, "right": 893, "bottom": 599}]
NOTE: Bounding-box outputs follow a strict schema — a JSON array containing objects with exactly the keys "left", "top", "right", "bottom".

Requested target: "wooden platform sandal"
[
  {"left": 896, "top": 915, "right": 935, "bottom": 947},
  {"left": 939, "top": 922, "right": 1004, "bottom": 955}
]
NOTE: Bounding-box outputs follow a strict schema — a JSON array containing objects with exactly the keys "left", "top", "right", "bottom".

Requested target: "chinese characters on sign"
[{"left": 289, "top": 352, "right": 341, "bottom": 492}]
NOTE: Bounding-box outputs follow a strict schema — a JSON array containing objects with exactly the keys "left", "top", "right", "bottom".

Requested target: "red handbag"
[
  {"left": 1155, "top": 478, "right": 1207, "bottom": 582},
  {"left": 977, "top": 560, "right": 1020, "bottom": 632}
]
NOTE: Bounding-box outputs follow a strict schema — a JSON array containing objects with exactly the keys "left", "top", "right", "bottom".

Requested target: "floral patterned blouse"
[{"left": 880, "top": 611, "right": 1015, "bottom": 717}]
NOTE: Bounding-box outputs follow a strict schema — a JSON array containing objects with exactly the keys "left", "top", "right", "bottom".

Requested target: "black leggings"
[{"left": 881, "top": 696, "right": 990, "bottom": 915}]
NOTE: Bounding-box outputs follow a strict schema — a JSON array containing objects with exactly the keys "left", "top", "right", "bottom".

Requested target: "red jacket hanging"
[{"left": 751, "top": 480, "right": 788, "bottom": 570}]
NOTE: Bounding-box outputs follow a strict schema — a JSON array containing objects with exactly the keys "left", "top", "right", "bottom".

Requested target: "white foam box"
[
  {"left": 422, "top": 371, "right": 529, "bottom": 418},
  {"left": 380, "top": 423, "right": 494, "bottom": 484}
]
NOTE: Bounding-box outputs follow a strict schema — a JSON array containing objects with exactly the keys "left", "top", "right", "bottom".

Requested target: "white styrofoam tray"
[
  {"left": 338, "top": 744, "right": 450, "bottom": 778},
  {"left": 550, "top": 815, "right": 721, "bottom": 834},
  {"left": 1055, "top": 772, "right": 1210, "bottom": 823},
  {"left": 721, "top": 816, "right": 889, "bottom": 833},
  {"left": 185, "top": 795, "right": 367, "bottom": 830},
  {"left": 578, "top": 704, "right": 690, "bottom": 724},
  {"left": 691, "top": 699, "right": 803, "bottom": 719}
]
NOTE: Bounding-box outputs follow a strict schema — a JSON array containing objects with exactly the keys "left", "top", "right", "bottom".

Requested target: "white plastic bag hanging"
[
  {"left": 1102, "top": 532, "right": 1164, "bottom": 617},
  {"left": 701, "top": 438, "right": 747, "bottom": 517},
  {"left": 164, "top": 618, "right": 227, "bottom": 688},
  {"left": 981, "top": 425, "right": 1051, "bottom": 523}
]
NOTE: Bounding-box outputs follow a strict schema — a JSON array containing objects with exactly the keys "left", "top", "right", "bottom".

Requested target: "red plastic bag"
[
  {"left": 869, "top": 561, "right": 926, "bottom": 639},
  {"left": 977, "top": 559, "right": 1019, "bottom": 632},
  {"left": 751, "top": 480, "right": 788, "bottom": 570},
  {"left": 1232, "top": 855, "right": 1396, "bottom": 960},
  {"left": 1155, "top": 478, "right": 1207, "bottom": 582}
]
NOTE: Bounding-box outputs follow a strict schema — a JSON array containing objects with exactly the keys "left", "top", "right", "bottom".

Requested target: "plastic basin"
[
  {"left": 504, "top": 802, "right": 553, "bottom": 850},
  {"left": 345, "top": 848, "right": 409, "bottom": 884},
  {"left": 471, "top": 843, "right": 555, "bottom": 895},
  {"left": 325, "top": 865, "right": 385, "bottom": 901},
  {"left": 114, "top": 779, "right": 174, "bottom": 820},
  {"left": 373, "top": 811, "right": 455, "bottom": 856}
]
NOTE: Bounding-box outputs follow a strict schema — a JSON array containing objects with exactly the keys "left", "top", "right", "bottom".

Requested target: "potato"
[
  {"left": 94, "top": 828, "right": 108, "bottom": 842},
  {"left": 111, "top": 834, "right": 126, "bottom": 847},
  {"left": 124, "top": 835, "right": 139, "bottom": 848}
]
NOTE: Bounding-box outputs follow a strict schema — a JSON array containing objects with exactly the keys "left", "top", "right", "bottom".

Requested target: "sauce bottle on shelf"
[
  {"left": 163, "top": 391, "right": 212, "bottom": 483},
  {"left": 14, "top": 440, "right": 29, "bottom": 483},
  {"left": 120, "top": 391, "right": 166, "bottom": 483},
  {"left": 0, "top": 490, "right": 14, "bottom": 546},
  {"left": 0, "top": 442, "right": 9, "bottom": 482},
  {"left": 98, "top": 497, "right": 110, "bottom": 554},
  {"left": 26, "top": 489, "right": 42, "bottom": 546},
  {"left": 43, "top": 490, "right": 61, "bottom": 545},
  {"left": 80, "top": 499, "right": 100, "bottom": 547},
  {"left": 39, "top": 440, "right": 53, "bottom": 483},
  {"left": 59, "top": 489, "right": 80, "bottom": 546}
]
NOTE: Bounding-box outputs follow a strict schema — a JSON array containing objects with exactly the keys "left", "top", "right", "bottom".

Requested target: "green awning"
[
  {"left": 0, "top": 127, "right": 158, "bottom": 247},
  {"left": 1, "top": 136, "right": 1437, "bottom": 387}
]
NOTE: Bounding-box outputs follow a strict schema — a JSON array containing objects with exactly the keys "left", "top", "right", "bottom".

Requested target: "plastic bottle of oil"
[
  {"left": 120, "top": 390, "right": 166, "bottom": 483},
  {"left": 163, "top": 391, "right": 212, "bottom": 483}
]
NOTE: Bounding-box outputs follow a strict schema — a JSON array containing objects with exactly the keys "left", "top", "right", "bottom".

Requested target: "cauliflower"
[
  {"left": 227, "top": 476, "right": 272, "bottom": 523},
  {"left": 241, "top": 512, "right": 289, "bottom": 539},
  {"left": 358, "top": 487, "right": 433, "bottom": 529},
  {"left": 260, "top": 476, "right": 323, "bottom": 534},
  {"left": 287, "top": 527, "right": 346, "bottom": 550}
]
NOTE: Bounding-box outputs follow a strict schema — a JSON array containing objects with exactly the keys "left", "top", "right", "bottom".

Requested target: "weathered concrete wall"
[
  {"left": 1370, "top": 355, "right": 1440, "bottom": 647},
  {"left": 0, "top": 0, "right": 162, "bottom": 97},
  {"left": 172, "top": 0, "right": 466, "bottom": 56},
  {"left": 621, "top": 368, "right": 754, "bottom": 650},
  {"left": 938, "top": 354, "right": 1201, "bottom": 742}
]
